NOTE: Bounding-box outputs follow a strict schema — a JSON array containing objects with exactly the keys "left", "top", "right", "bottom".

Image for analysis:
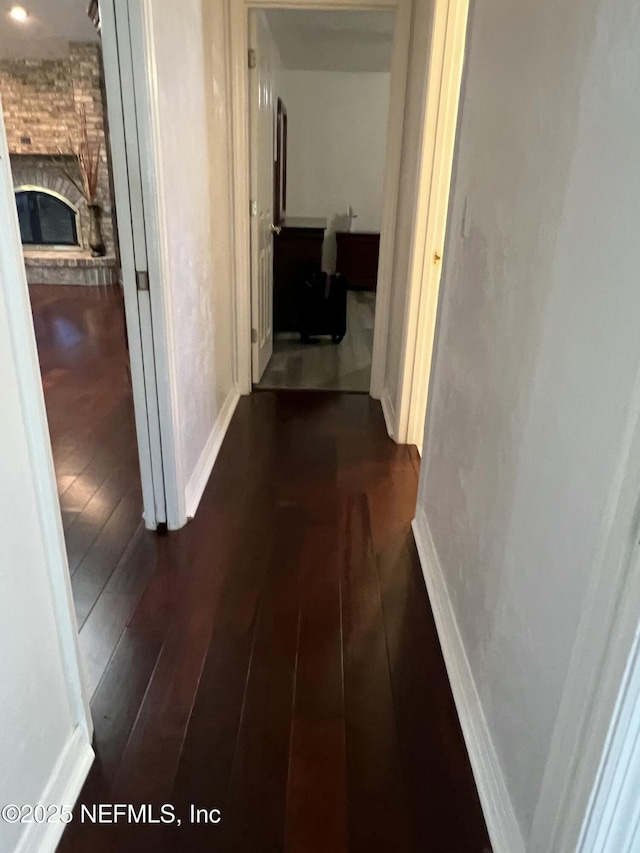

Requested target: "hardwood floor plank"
[
  {"left": 105, "top": 501, "right": 249, "bottom": 833},
  {"left": 376, "top": 538, "right": 492, "bottom": 852},
  {"left": 340, "top": 495, "right": 415, "bottom": 852},
  {"left": 171, "top": 489, "right": 275, "bottom": 769},
  {"left": 284, "top": 524, "right": 348, "bottom": 853},
  {"left": 78, "top": 590, "right": 138, "bottom": 698},
  {"left": 215, "top": 506, "right": 307, "bottom": 853},
  {"left": 71, "top": 503, "right": 145, "bottom": 628},
  {"left": 89, "top": 627, "right": 164, "bottom": 780},
  {"left": 68, "top": 466, "right": 140, "bottom": 555}
]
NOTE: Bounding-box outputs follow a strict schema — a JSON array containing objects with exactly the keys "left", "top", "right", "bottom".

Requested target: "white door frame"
[
  {"left": 249, "top": 9, "right": 276, "bottom": 384},
  {"left": 390, "top": 0, "right": 469, "bottom": 450},
  {"left": 101, "top": 0, "right": 184, "bottom": 529},
  {"left": 528, "top": 367, "right": 640, "bottom": 851},
  {"left": 0, "top": 98, "right": 92, "bottom": 741},
  {"left": 230, "top": 0, "right": 469, "bottom": 454},
  {"left": 2, "top": 1, "right": 175, "bottom": 533},
  {"left": 578, "top": 622, "right": 640, "bottom": 852},
  {"left": 229, "top": 0, "right": 412, "bottom": 397}
]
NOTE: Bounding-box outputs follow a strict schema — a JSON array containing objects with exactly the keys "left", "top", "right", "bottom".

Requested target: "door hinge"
[
  {"left": 136, "top": 270, "right": 149, "bottom": 292},
  {"left": 248, "top": 48, "right": 256, "bottom": 69},
  {"left": 251, "top": 328, "right": 258, "bottom": 343},
  {"left": 250, "top": 199, "right": 257, "bottom": 217}
]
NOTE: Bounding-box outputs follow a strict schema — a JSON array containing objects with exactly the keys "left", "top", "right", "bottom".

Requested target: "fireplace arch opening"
[{"left": 15, "top": 186, "right": 80, "bottom": 247}]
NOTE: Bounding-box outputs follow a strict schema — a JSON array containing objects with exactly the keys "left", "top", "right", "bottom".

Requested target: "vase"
[{"left": 88, "top": 203, "right": 106, "bottom": 257}]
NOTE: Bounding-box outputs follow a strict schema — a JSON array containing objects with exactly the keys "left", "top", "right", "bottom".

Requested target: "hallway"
[{"left": 33, "top": 288, "right": 488, "bottom": 852}]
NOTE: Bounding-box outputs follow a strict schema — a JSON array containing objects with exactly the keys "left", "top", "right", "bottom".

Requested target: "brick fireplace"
[{"left": 0, "top": 42, "right": 119, "bottom": 286}]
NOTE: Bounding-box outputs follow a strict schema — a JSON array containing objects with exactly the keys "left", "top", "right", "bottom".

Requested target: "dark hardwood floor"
[{"left": 30, "top": 285, "right": 490, "bottom": 852}]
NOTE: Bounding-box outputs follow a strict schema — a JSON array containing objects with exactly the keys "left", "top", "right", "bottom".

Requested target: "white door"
[
  {"left": 99, "top": 0, "right": 167, "bottom": 528},
  {"left": 249, "top": 11, "right": 275, "bottom": 383}
]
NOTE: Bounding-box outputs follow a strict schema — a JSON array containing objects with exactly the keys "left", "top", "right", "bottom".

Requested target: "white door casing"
[
  {"left": 100, "top": 0, "right": 176, "bottom": 528},
  {"left": 230, "top": 0, "right": 466, "bottom": 456},
  {"left": 249, "top": 10, "right": 275, "bottom": 384},
  {"left": 383, "top": 0, "right": 469, "bottom": 451},
  {"left": 0, "top": 97, "right": 94, "bottom": 850},
  {"left": 230, "top": 0, "right": 410, "bottom": 399},
  {"left": 404, "top": 0, "right": 469, "bottom": 452}
]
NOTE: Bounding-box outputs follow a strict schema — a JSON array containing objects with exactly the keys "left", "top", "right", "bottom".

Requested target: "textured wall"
[
  {"left": 146, "top": 0, "right": 237, "bottom": 514},
  {"left": 278, "top": 69, "right": 391, "bottom": 270},
  {"left": 0, "top": 42, "right": 116, "bottom": 256},
  {"left": 417, "top": 0, "right": 640, "bottom": 844}
]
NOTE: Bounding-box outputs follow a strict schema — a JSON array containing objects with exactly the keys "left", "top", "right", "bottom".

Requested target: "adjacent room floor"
[
  {"left": 29, "top": 283, "right": 144, "bottom": 697},
  {"left": 31, "top": 285, "right": 490, "bottom": 852},
  {"left": 257, "top": 290, "right": 375, "bottom": 392}
]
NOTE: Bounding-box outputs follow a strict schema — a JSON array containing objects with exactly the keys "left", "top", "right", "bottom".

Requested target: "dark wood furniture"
[
  {"left": 273, "top": 217, "right": 326, "bottom": 332},
  {"left": 335, "top": 231, "right": 381, "bottom": 291}
]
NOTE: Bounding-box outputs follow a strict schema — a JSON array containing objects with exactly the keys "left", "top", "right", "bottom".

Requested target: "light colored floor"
[{"left": 257, "top": 290, "right": 376, "bottom": 392}]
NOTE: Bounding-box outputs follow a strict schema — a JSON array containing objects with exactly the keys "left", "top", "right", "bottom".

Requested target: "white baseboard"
[
  {"left": 412, "top": 508, "right": 525, "bottom": 853},
  {"left": 381, "top": 387, "right": 396, "bottom": 440},
  {"left": 185, "top": 387, "right": 240, "bottom": 519},
  {"left": 15, "top": 726, "right": 94, "bottom": 853}
]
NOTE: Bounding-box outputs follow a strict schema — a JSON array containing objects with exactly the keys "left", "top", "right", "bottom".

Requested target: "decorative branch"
[
  {"left": 88, "top": 0, "right": 101, "bottom": 34},
  {"left": 50, "top": 149, "right": 85, "bottom": 198},
  {"left": 50, "top": 105, "right": 102, "bottom": 205},
  {"left": 73, "top": 104, "right": 102, "bottom": 204}
]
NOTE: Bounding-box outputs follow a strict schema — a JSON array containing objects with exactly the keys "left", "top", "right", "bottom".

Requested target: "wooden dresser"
[
  {"left": 335, "top": 231, "right": 380, "bottom": 291},
  {"left": 273, "top": 217, "right": 326, "bottom": 332}
]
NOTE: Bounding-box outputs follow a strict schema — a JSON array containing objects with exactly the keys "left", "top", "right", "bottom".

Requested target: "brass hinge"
[
  {"left": 136, "top": 270, "right": 149, "bottom": 292},
  {"left": 248, "top": 48, "right": 256, "bottom": 69},
  {"left": 251, "top": 328, "right": 258, "bottom": 343}
]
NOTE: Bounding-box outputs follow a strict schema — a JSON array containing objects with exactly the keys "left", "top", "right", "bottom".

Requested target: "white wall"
[
  {"left": 0, "top": 102, "right": 93, "bottom": 852},
  {"left": 278, "top": 69, "right": 390, "bottom": 269},
  {"left": 381, "top": 0, "right": 434, "bottom": 425},
  {"left": 415, "top": 0, "right": 640, "bottom": 848},
  {"left": 145, "top": 0, "right": 238, "bottom": 521}
]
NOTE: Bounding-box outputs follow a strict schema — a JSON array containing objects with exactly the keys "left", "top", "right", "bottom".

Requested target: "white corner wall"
[
  {"left": 0, "top": 103, "right": 93, "bottom": 853},
  {"left": 278, "top": 69, "right": 390, "bottom": 269},
  {"left": 145, "top": 0, "right": 239, "bottom": 522},
  {"left": 414, "top": 0, "right": 640, "bottom": 849}
]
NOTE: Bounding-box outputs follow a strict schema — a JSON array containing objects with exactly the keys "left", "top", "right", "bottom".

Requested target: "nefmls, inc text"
[{"left": 79, "top": 804, "right": 222, "bottom": 826}]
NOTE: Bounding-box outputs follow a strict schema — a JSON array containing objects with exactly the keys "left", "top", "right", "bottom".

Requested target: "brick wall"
[{"left": 0, "top": 42, "right": 116, "bottom": 257}]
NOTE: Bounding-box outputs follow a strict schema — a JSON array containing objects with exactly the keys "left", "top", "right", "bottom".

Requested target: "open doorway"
[
  {"left": 0, "top": 0, "right": 164, "bottom": 699},
  {"left": 231, "top": 0, "right": 469, "bottom": 452},
  {"left": 250, "top": 9, "right": 393, "bottom": 393}
]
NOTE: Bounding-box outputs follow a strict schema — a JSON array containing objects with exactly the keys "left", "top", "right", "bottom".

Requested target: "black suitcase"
[{"left": 298, "top": 272, "right": 347, "bottom": 344}]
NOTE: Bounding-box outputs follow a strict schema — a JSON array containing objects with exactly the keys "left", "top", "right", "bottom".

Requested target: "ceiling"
[
  {"left": 263, "top": 10, "right": 395, "bottom": 73},
  {"left": 0, "top": 4, "right": 395, "bottom": 70},
  {"left": 0, "top": 1, "right": 97, "bottom": 61}
]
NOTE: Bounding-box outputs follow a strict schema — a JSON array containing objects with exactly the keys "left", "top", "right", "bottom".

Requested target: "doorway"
[
  {"left": 0, "top": 0, "right": 167, "bottom": 699},
  {"left": 230, "top": 0, "right": 469, "bottom": 451},
  {"left": 249, "top": 9, "right": 393, "bottom": 393},
  {"left": 1, "top": 0, "right": 171, "bottom": 531}
]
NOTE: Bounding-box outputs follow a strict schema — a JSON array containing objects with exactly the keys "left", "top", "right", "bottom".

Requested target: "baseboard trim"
[
  {"left": 381, "top": 387, "right": 396, "bottom": 440},
  {"left": 15, "top": 726, "right": 94, "bottom": 853},
  {"left": 185, "top": 387, "right": 240, "bottom": 518},
  {"left": 412, "top": 508, "right": 525, "bottom": 853}
]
